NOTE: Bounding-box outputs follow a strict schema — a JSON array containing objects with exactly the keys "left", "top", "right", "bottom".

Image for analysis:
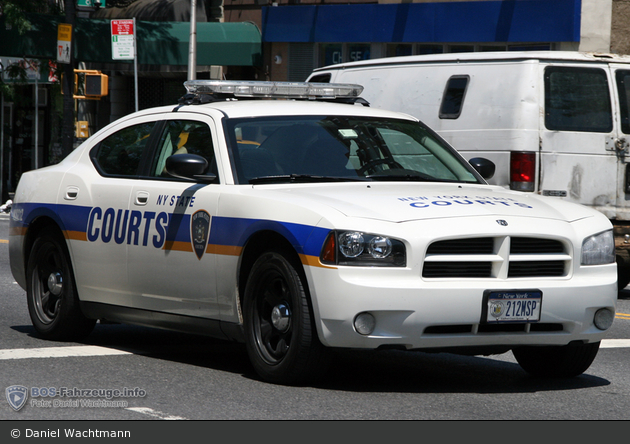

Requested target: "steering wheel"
[{"left": 358, "top": 158, "right": 404, "bottom": 175}]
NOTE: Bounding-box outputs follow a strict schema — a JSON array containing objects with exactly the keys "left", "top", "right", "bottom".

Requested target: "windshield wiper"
[
  {"left": 249, "top": 174, "right": 366, "bottom": 184},
  {"left": 366, "top": 173, "right": 435, "bottom": 181}
]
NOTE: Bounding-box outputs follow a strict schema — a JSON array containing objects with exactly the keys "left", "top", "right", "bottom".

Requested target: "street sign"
[
  {"left": 111, "top": 19, "right": 135, "bottom": 60},
  {"left": 57, "top": 23, "right": 72, "bottom": 64}
]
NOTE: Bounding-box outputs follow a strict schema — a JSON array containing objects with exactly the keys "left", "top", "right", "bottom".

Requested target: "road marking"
[
  {"left": 617, "top": 312, "right": 630, "bottom": 320},
  {"left": 0, "top": 339, "right": 628, "bottom": 361},
  {"left": 0, "top": 239, "right": 8, "bottom": 243},
  {"left": 600, "top": 339, "right": 630, "bottom": 348},
  {"left": 126, "top": 407, "right": 187, "bottom": 420},
  {"left": 0, "top": 345, "right": 131, "bottom": 360}
]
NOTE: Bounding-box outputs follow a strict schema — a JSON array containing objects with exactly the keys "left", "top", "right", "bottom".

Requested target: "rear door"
[
  {"left": 68, "top": 117, "right": 159, "bottom": 306},
  {"left": 538, "top": 63, "right": 620, "bottom": 216},
  {"left": 610, "top": 65, "right": 630, "bottom": 220}
]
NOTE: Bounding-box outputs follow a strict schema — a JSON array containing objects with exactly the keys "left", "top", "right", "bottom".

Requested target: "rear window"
[
  {"left": 616, "top": 70, "right": 630, "bottom": 134},
  {"left": 92, "top": 122, "right": 156, "bottom": 176},
  {"left": 544, "top": 67, "right": 612, "bottom": 133}
]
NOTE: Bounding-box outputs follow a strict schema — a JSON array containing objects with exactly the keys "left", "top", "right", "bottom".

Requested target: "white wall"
[{"left": 579, "top": 0, "right": 612, "bottom": 52}]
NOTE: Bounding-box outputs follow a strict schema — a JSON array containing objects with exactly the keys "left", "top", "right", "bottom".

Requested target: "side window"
[
  {"left": 308, "top": 73, "right": 331, "bottom": 83},
  {"left": 92, "top": 122, "right": 156, "bottom": 176},
  {"left": 439, "top": 75, "right": 469, "bottom": 119},
  {"left": 616, "top": 70, "right": 630, "bottom": 134},
  {"left": 544, "top": 66, "right": 612, "bottom": 133},
  {"left": 151, "top": 120, "right": 217, "bottom": 179}
]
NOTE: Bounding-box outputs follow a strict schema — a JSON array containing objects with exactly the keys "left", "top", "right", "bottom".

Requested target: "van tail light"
[{"left": 510, "top": 151, "right": 536, "bottom": 192}]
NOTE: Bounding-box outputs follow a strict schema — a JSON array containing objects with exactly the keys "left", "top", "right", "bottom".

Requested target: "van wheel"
[
  {"left": 243, "top": 250, "right": 330, "bottom": 385},
  {"left": 512, "top": 342, "right": 600, "bottom": 378},
  {"left": 26, "top": 227, "right": 96, "bottom": 341},
  {"left": 616, "top": 260, "right": 630, "bottom": 290}
]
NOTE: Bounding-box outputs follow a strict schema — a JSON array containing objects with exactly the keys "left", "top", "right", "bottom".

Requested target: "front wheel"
[
  {"left": 26, "top": 227, "right": 96, "bottom": 341},
  {"left": 512, "top": 341, "right": 600, "bottom": 378},
  {"left": 243, "top": 250, "right": 330, "bottom": 385}
]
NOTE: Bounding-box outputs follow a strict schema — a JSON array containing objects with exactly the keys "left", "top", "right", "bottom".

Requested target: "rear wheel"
[
  {"left": 243, "top": 250, "right": 330, "bottom": 385},
  {"left": 512, "top": 342, "right": 600, "bottom": 378},
  {"left": 26, "top": 227, "right": 95, "bottom": 341}
]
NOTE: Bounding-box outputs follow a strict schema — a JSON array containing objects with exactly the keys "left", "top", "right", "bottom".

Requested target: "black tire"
[
  {"left": 243, "top": 250, "right": 330, "bottom": 385},
  {"left": 616, "top": 261, "right": 630, "bottom": 291},
  {"left": 512, "top": 341, "right": 600, "bottom": 378},
  {"left": 26, "top": 227, "right": 96, "bottom": 341}
]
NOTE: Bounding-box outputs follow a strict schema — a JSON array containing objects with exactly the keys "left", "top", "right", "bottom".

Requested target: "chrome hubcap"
[
  {"left": 271, "top": 303, "right": 291, "bottom": 333},
  {"left": 47, "top": 272, "right": 63, "bottom": 296}
]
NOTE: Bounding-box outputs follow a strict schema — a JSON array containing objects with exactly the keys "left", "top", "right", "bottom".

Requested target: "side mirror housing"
[
  {"left": 469, "top": 157, "right": 496, "bottom": 180},
  {"left": 165, "top": 153, "right": 217, "bottom": 183}
]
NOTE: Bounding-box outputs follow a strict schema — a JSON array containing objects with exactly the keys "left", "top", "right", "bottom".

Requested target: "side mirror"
[
  {"left": 165, "top": 153, "right": 217, "bottom": 183},
  {"left": 468, "top": 157, "right": 495, "bottom": 180}
]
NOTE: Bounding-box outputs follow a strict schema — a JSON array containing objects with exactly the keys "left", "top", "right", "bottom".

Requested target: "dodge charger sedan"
[{"left": 9, "top": 80, "right": 617, "bottom": 384}]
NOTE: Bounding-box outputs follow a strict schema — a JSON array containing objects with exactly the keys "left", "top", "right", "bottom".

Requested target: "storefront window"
[
  {"left": 319, "top": 43, "right": 371, "bottom": 66},
  {"left": 416, "top": 45, "right": 443, "bottom": 55},
  {"left": 348, "top": 44, "right": 370, "bottom": 62},
  {"left": 387, "top": 44, "right": 412, "bottom": 57},
  {"left": 320, "top": 44, "right": 343, "bottom": 66}
]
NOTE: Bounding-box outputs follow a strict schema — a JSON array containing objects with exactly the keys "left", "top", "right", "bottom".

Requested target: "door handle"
[
  {"left": 64, "top": 186, "right": 79, "bottom": 200},
  {"left": 135, "top": 191, "right": 149, "bottom": 206}
]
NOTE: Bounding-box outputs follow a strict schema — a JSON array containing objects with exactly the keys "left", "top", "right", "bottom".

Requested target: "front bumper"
[{"left": 307, "top": 265, "right": 617, "bottom": 350}]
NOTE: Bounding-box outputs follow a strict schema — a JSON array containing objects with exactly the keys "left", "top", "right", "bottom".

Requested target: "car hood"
[{"left": 259, "top": 182, "right": 595, "bottom": 223}]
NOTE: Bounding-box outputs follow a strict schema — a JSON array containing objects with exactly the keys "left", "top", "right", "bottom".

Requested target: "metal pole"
[
  {"left": 188, "top": 0, "right": 197, "bottom": 81},
  {"left": 133, "top": 17, "right": 139, "bottom": 112},
  {"left": 34, "top": 77, "right": 38, "bottom": 169}
]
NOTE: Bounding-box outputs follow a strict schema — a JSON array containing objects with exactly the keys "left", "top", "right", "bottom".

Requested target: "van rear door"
[
  {"left": 539, "top": 63, "right": 620, "bottom": 217},
  {"left": 610, "top": 65, "right": 630, "bottom": 220}
]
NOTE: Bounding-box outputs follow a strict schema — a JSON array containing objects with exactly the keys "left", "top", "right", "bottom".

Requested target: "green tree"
[{"left": 0, "top": 0, "right": 60, "bottom": 92}]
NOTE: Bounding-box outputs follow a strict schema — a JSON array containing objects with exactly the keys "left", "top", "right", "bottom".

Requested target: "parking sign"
[{"left": 111, "top": 19, "right": 135, "bottom": 60}]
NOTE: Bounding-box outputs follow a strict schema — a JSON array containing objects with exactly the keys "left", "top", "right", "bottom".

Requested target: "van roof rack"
[{"left": 177, "top": 80, "right": 369, "bottom": 106}]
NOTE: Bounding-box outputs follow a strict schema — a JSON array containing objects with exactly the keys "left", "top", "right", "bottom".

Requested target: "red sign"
[
  {"left": 111, "top": 19, "right": 134, "bottom": 36},
  {"left": 111, "top": 19, "right": 135, "bottom": 60}
]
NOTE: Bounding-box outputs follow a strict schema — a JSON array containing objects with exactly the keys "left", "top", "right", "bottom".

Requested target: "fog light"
[
  {"left": 594, "top": 308, "right": 614, "bottom": 330},
  {"left": 354, "top": 312, "right": 376, "bottom": 335}
]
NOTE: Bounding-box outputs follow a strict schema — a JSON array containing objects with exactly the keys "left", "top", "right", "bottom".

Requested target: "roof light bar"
[{"left": 184, "top": 80, "right": 364, "bottom": 99}]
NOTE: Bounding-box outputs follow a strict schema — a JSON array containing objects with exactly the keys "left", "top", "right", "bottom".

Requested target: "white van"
[{"left": 308, "top": 51, "right": 630, "bottom": 288}]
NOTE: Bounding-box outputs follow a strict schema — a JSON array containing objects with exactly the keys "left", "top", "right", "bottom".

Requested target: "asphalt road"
[{"left": 1, "top": 213, "right": 629, "bottom": 421}]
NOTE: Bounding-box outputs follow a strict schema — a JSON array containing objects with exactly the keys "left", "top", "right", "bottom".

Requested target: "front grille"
[
  {"left": 423, "top": 261, "right": 492, "bottom": 278},
  {"left": 422, "top": 236, "right": 570, "bottom": 279},
  {"left": 510, "top": 237, "right": 564, "bottom": 254},
  {"left": 508, "top": 260, "right": 565, "bottom": 278},
  {"left": 426, "top": 237, "right": 494, "bottom": 255}
]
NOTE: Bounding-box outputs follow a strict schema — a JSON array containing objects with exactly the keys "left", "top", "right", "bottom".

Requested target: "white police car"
[{"left": 9, "top": 80, "right": 617, "bottom": 384}]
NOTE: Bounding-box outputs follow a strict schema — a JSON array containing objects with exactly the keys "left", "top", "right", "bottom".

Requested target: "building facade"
[
  {"left": 247, "top": 0, "right": 621, "bottom": 82},
  {"left": 1, "top": 0, "right": 629, "bottom": 202}
]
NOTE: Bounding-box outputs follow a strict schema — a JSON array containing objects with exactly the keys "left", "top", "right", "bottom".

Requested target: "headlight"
[
  {"left": 581, "top": 230, "right": 615, "bottom": 265},
  {"left": 320, "top": 230, "right": 406, "bottom": 267}
]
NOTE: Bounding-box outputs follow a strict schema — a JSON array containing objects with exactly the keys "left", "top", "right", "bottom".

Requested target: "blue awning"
[{"left": 262, "top": 0, "right": 581, "bottom": 44}]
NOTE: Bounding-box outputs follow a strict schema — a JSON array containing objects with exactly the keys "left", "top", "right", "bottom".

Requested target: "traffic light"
[
  {"left": 60, "top": 73, "right": 78, "bottom": 95},
  {"left": 60, "top": 70, "right": 108, "bottom": 99},
  {"left": 85, "top": 72, "right": 108, "bottom": 97}
]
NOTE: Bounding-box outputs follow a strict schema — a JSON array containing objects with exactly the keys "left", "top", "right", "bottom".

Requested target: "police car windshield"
[{"left": 226, "top": 116, "right": 481, "bottom": 185}]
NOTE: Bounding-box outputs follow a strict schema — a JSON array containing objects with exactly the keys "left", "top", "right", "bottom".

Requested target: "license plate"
[{"left": 482, "top": 290, "right": 542, "bottom": 323}]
